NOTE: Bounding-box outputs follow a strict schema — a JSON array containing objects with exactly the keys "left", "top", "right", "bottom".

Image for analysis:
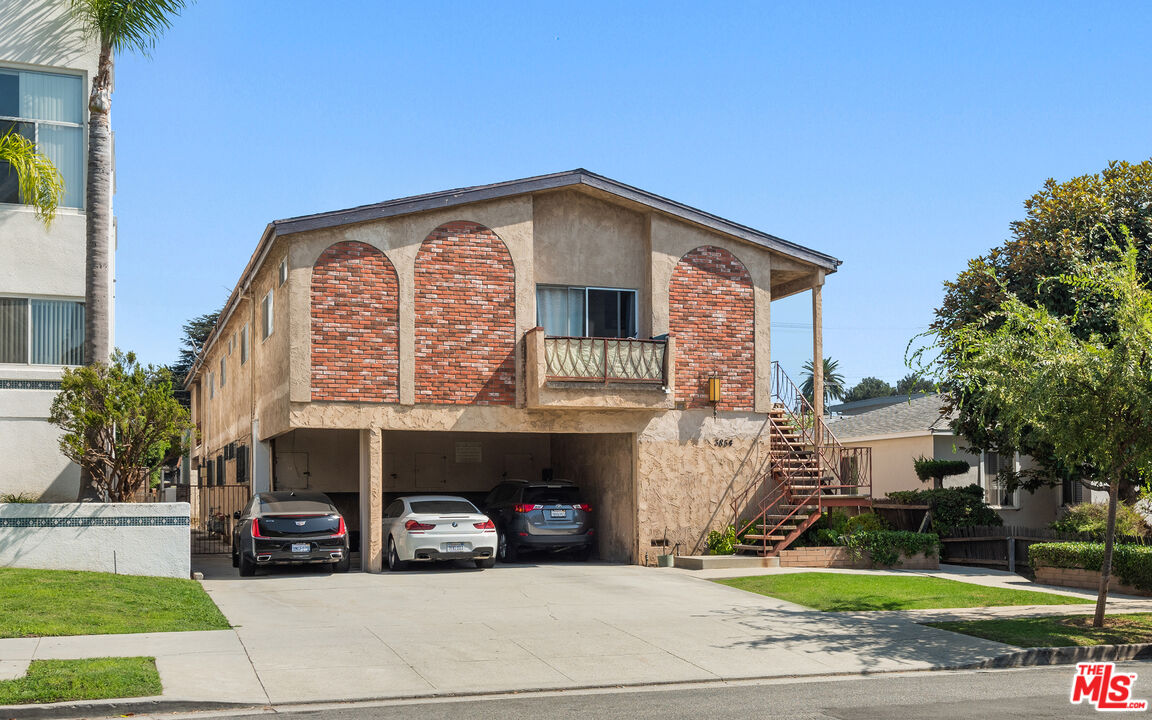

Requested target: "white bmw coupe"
[{"left": 383, "top": 495, "right": 497, "bottom": 570}]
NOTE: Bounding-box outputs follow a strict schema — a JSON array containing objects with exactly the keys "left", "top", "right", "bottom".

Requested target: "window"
[
  {"left": 0, "top": 68, "right": 84, "bottom": 208},
  {"left": 208, "top": 371, "right": 215, "bottom": 398},
  {"left": 0, "top": 297, "right": 84, "bottom": 365},
  {"left": 219, "top": 356, "right": 226, "bottom": 387},
  {"left": 536, "top": 286, "right": 637, "bottom": 338},
  {"left": 1062, "top": 472, "right": 1086, "bottom": 505},
  {"left": 983, "top": 451, "right": 1017, "bottom": 508},
  {"left": 240, "top": 324, "right": 249, "bottom": 365},
  {"left": 278, "top": 258, "right": 288, "bottom": 286},
  {"left": 261, "top": 291, "right": 274, "bottom": 339},
  {"left": 227, "top": 335, "right": 233, "bottom": 356}
]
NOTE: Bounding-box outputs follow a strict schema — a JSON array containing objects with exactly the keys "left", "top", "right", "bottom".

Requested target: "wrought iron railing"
[{"left": 544, "top": 337, "right": 666, "bottom": 384}]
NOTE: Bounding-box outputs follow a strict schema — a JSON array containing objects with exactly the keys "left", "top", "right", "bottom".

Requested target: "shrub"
[
  {"left": 912, "top": 457, "right": 971, "bottom": 486},
  {"left": 0, "top": 492, "right": 37, "bottom": 503},
  {"left": 845, "top": 530, "right": 940, "bottom": 567},
  {"left": 1050, "top": 502, "right": 1150, "bottom": 540},
  {"left": 706, "top": 526, "right": 737, "bottom": 555},
  {"left": 883, "top": 484, "right": 1002, "bottom": 534},
  {"left": 1030, "top": 541, "right": 1152, "bottom": 591},
  {"left": 845, "top": 512, "right": 888, "bottom": 535}
]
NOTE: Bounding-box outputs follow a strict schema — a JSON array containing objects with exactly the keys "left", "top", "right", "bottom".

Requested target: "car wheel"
[
  {"left": 497, "top": 532, "right": 518, "bottom": 563},
  {"left": 335, "top": 552, "right": 351, "bottom": 573},
  {"left": 475, "top": 557, "right": 496, "bottom": 569},
  {"left": 238, "top": 552, "right": 256, "bottom": 577},
  {"left": 387, "top": 537, "right": 407, "bottom": 572}
]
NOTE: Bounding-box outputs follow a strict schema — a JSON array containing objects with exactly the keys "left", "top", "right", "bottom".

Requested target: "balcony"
[{"left": 525, "top": 327, "right": 675, "bottom": 410}]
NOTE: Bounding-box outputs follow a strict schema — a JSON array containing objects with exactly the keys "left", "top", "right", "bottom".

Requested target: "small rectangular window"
[
  {"left": 209, "top": 371, "right": 215, "bottom": 398},
  {"left": 536, "top": 285, "right": 637, "bottom": 338},
  {"left": 278, "top": 258, "right": 288, "bottom": 286},
  {"left": 227, "top": 335, "right": 233, "bottom": 356},
  {"left": 219, "top": 356, "right": 226, "bottom": 387},
  {"left": 0, "top": 297, "right": 28, "bottom": 363},
  {"left": 240, "top": 324, "right": 249, "bottom": 365},
  {"left": 261, "top": 291, "right": 274, "bottom": 340}
]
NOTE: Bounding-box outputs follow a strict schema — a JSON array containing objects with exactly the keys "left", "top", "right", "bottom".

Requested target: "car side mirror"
[{"left": 232, "top": 511, "right": 241, "bottom": 520}]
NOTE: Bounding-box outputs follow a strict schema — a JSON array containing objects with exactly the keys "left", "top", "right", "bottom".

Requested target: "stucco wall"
[
  {"left": 841, "top": 435, "right": 934, "bottom": 499},
  {"left": 0, "top": 502, "right": 190, "bottom": 578},
  {"left": 0, "top": 400, "right": 79, "bottom": 500},
  {"left": 551, "top": 433, "right": 636, "bottom": 562}
]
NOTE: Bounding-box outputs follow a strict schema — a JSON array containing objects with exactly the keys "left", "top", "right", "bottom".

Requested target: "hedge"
[
  {"left": 1029, "top": 542, "right": 1152, "bottom": 592},
  {"left": 844, "top": 530, "right": 939, "bottom": 567}
]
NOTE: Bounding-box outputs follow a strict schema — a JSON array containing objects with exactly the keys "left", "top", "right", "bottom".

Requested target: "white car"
[{"left": 383, "top": 495, "right": 497, "bottom": 571}]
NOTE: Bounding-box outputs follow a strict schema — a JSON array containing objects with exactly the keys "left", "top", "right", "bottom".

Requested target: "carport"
[{"left": 270, "top": 428, "right": 637, "bottom": 569}]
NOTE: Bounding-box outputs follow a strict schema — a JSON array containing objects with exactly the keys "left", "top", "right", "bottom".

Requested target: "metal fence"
[
  {"left": 544, "top": 337, "right": 667, "bottom": 383},
  {"left": 940, "top": 524, "right": 1146, "bottom": 573},
  {"left": 143, "top": 483, "right": 251, "bottom": 554}
]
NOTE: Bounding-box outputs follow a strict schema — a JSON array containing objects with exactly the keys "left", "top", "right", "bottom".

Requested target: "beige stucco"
[
  {"left": 551, "top": 433, "right": 636, "bottom": 562},
  {"left": 842, "top": 435, "right": 934, "bottom": 499}
]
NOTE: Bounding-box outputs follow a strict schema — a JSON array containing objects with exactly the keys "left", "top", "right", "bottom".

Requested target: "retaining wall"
[
  {"left": 0, "top": 502, "right": 190, "bottom": 578},
  {"left": 1034, "top": 565, "right": 1152, "bottom": 597},
  {"left": 779, "top": 545, "right": 939, "bottom": 570}
]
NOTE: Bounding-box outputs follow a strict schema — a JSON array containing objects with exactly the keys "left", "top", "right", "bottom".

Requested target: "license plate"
[
  {"left": 444, "top": 543, "right": 467, "bottom": 552},
  {"left": 290, "top": 542, "right": 310, "bottom": 553},
  {"left": 549, "top": 509, "right": 566, "bottom": 518}
]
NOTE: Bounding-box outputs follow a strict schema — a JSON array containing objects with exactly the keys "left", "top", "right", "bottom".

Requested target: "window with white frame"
[
  {"left": 0, "top": 296, "right": 84, "bottom": 365},
  {"left": 536, "top": 285, "right": 638, "bottom": 338},
  {"left": 0, "top": 68, "right": 84, "bottom": 208},
  {"left": 240, "top": 324, "right": 249, "bottom": 365},
  {"left": 278, "top": 258, "right": 288, "bottom": 286},
  {"left": 982, "top": 451, "right": 1018, "bottom": 508},
  {"left": 261, "top": 291, "right": 274, "bottom": 339}
]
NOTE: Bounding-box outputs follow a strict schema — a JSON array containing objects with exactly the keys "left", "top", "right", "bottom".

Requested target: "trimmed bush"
[
  {"left": 845, "top": 530, "right": 940, "bottom": 567},
  {"left": 845, "top": 512, "right": 888, "bottom": 535},
  {"left": 1029, "top": 542, "right": 1152, "bottom": 591},
  {"left": 884, "top": 484, "right": 1002, "bottom": 534},
  {"left": 1050, "top": 502, "right": 1150, "bottom": 540}
]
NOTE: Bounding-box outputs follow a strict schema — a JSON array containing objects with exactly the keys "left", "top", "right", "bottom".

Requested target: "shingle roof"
[{"left": 828, "top": 394, "right": 954, "bottom": 440}]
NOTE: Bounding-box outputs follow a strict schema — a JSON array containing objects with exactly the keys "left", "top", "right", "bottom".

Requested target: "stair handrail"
[{"left": 735, "top": 417, "right": 823, "bottom": 554}]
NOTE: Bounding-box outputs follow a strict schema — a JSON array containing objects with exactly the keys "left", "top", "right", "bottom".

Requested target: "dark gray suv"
[
  {"left": 483, "top": 480, "right": 594, "bottom": 562},
  {"left": 231, "top": 491, "right": 350, "bottom": 576}
]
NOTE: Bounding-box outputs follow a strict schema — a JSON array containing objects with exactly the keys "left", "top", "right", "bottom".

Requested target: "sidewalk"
[{"left": 0, "top": 561, "right": 1140, "bottom": 716}]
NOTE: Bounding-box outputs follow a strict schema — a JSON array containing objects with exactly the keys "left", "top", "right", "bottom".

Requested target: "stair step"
[
  {"left": 742, "top": 534, "right": 788, "bottom": 541},
  {"left": 734, "top": 543, "right": 777, "bottom": 554}
]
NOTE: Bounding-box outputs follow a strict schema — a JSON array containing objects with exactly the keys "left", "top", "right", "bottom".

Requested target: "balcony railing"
[{"left": 544, "top": 336, "right": 667, "bottom": 384}]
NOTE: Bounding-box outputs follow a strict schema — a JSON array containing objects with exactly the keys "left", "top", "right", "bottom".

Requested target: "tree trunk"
[
  {"left": 1093, "top": 478, "right": 1121, "bottom": 627},
  {"left": 77, "top": 41, "right": 114, "bottom": 502}
]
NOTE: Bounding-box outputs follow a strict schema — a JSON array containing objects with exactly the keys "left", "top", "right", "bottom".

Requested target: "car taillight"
[
  {"left": 251, "top": 517, "right": 262, "bottom": 538},
  {"left": 474, "top": 520, "right": 495, "bottom": 530},
  {"left": 405, "top": 519, "right": 435, "bottom": 531},
  {"left": 574, "top": 504, "right": 591, "bottom": 512},
  {"left": 332, "top": 515, "right": 346, "bottom": 537},
  {"left": 514, "top": 504, "right": 541, "bottom": 513}
]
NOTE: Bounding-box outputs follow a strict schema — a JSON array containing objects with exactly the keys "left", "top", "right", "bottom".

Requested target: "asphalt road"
[{"left": 118, "top": 663, "right": 1150, "bottom": 720}]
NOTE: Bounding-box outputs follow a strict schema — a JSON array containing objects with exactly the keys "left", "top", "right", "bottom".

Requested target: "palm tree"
[
  {"left": 801, "top": 357, "right": 846, "bottom": 408},
  {"left": 69, "top": 0, "right": 187, "bottom": 368},
  {"left": 0, "top": 131, "right": 63, "bottom": 225},
  {"left": 69, "top": 0, "right": 186, "bottom": 501}
]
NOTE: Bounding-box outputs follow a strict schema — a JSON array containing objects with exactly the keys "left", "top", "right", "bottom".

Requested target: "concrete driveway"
[{"left": 194, "top": 557, "right": 1015, "bottom": 705}]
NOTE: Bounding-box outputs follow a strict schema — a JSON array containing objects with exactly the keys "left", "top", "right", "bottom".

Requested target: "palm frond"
[
  {"left": 0, "top": 131, "right": 64, "bottom": 226},
  {"left": 70, "top": 0, "right": 187, "bottom": 56}
]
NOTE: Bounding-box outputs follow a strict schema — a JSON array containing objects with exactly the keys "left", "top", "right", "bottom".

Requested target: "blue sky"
[{"left": 110, "top": 1, "right": 1152, "bottom": 388}]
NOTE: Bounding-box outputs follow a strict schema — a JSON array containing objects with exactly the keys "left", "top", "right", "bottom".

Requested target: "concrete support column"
[
  {"left": 251, "top": 419, "right": 271, "bottom": 494},
  {"left": 358, "top": 427, "right": 383, "bottom": 572},
  {"left": 811, "top": 271, "right": 825, "bottom": 419}
]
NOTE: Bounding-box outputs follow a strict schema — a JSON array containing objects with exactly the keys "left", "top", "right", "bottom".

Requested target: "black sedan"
[{"left": 231, "top": 491, "right": 351, "bottom": 576}]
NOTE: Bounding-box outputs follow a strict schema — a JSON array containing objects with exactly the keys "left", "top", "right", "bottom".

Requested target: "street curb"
[
  {"left": 0, "top": 698, "right": 259, "bottom": 720},
  {"left": 958, "top": 643, "right": 1152, "bottom": 669}
]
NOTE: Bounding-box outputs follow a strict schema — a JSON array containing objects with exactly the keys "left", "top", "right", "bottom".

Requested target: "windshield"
[
  {"left": 523, "top": 487, "right": 583, "bottom": 505},
  {"left": 409, "top": 500, "right": 478, "bottom": 514}
]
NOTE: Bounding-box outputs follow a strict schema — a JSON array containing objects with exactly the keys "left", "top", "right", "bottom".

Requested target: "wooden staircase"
[{"left": 733, "top": 364, "right": 872, "bottom": 557}]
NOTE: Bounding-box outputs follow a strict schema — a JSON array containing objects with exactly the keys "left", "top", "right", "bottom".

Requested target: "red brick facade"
[
  {"left": 669, "top": 246, "right": 754, "bottom": 410},
  {"left": 311, "top": 241, "right": 400, "bottom": 402},
  {"left": 414, "top": 221, "right": 516, "bottom": 405}
]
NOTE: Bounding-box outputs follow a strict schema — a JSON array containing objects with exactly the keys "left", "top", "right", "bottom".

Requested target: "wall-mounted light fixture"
[{"left": 707, "top": 376, "right": 722, "bottom": 404}]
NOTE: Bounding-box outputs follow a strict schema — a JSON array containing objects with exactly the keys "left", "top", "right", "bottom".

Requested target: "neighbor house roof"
[
  {"left": 828, "top": 392, "right": 933, "bottom": 416},
  {"left": 186, "top": 169, "right": 841, "bottom": 388},
  {"left": 829, "top": 394, "right": 954, "bottom": 441}
]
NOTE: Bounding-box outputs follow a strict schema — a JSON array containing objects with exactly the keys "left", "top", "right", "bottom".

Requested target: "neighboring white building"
[{"left": 0, "top": 1, "right": 111, "bottom": 500}]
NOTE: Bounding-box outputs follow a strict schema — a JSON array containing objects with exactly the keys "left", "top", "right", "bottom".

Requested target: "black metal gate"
[{"left": 145, "top": 483, "right": 253, "bottom": 554}]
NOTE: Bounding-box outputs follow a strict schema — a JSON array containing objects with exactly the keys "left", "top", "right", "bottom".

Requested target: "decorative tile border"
[
  {"left": 0, "top": 379, "right": 63, "bottom": 390},
  {"left": 0, "top": 516, "right": 189, "bottom": 528}
]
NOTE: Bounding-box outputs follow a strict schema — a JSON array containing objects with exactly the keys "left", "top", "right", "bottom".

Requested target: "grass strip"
[
  {"left": 0, "top": 657, "right": 161, "bottom": 705},
  {"left": 0, "top": 568, "right": 228, "bottom": 638},
  {"left": 928, "top": 612, "right": 1152, "bottom": 648},
  {"left": 715, "top": 572, "right": 1093, "bottom": 611}
]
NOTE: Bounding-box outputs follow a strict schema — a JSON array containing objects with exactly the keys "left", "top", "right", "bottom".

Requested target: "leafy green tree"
[
  {"left": 928, "top": 160, "right": 1152, "bottom": 496},
  {"left": 843, "top": 376, "right": 895, "bottom": 403},
  {"left": 50, "top": 350, "right": 195, "bottom": 502},
  {"left": 800, "top": 357, "right": 846, "bottom": 407},
  {"left": 934, "top": 243, "right": 1152, "bottom": 626},
  {"left": 0, "top": 130, "right": 64, "bottom": 224},
  {"left": 169, "top": 307, "right": 221, "bottom": 388},
  {"left": 896, "top": 373, "right": 935, "bottom": 395}
]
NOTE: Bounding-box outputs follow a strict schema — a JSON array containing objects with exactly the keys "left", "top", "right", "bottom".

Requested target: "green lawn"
[
  {"left": 928, "top": 613, "right": 1152, "bottom": 648},
  {"left": 0, "top": 568, "right": 229, "bottom": 638},
  {"left": 715, "top": 572, "right": 1093, "bottom": 611},
  {"left": 0, "top": 657, "right": 161, "bottom": 705}
]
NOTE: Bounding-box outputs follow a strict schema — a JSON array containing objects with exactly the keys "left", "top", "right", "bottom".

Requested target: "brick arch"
[
  {"left": 669, "top": 245, "right": 754, "bottom": 410},
  {"left": 310, "top": 241, "right": 399, "bottom": 402},
  {"left": 414, "top": 221, "right": 516, "bottom": 405}
]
